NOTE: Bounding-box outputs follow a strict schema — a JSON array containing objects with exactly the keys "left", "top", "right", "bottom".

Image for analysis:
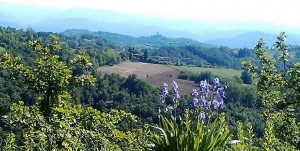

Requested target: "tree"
[
  {"left": 123, "top": 74, "right": 149, "bottom": 96},
  {"left": 0, "top": 35, "right": 95, "bottom": 116},
  {"left": 143, "top": 49, "right": 148, "bottom": 62},
  {"left": 194, "top": 72, "right": 213, "bottom": 84},
  {"left": 243, "top": 32, "right": 300, "bottom": 149},
  {"left": 240, "top": 70, "right": 252, "bottom": 84},
  {"left": 237, "top": 48, "right": 253, "bottom": 58},
  {"left": 0, "top": 35, "right": 148, "bottom": 150}
]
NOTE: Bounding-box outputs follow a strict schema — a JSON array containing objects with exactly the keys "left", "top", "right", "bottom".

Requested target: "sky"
[{"left": 1, "top": 0, "right": 300, "bottom": 28}]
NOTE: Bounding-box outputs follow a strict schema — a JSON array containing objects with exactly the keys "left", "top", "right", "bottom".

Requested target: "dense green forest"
[
  {"left": 63, "top": 29, "right": 300, "bottom": 69},
  {"left": 62, "top": 29, "right": 250, "bottom": 68},
  {"left": 0, "top": 27, "right": 299, "bottom": 150},
  {"left": 63, "top": 29, "right": 213, "bottom": 49}
]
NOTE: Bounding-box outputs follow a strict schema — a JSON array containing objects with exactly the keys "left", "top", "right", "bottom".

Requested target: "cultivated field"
[
  {"left": 98, "top": 62, "right": 243, "bottom": 95},
  {"left": 170, "top": 65, "right": 243, "bottom": 79},
  {"left": 98, "top": 62, "right": 197, "bottom": 95}
]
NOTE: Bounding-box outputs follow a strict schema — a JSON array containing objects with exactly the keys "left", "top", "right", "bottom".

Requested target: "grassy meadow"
[{"left": 170, "top": 65, "right": 243, "bottom": 79}]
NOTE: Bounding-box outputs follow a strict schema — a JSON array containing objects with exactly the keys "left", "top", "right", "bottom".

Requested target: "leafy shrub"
[{"left": 148, "top": 110, "right": 230, "bottom": 151}]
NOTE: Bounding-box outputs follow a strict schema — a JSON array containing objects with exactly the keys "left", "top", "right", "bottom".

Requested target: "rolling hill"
[
  {"left": 206, "top": 31, "right": 300, "bottom": 48},
  {"left": 98, "top": 62, "right": 197, "bottom": 95},
  {"left": 97, "top": 62, "right": 243, "bottom": 95},
  {"left": 62, "top": 29, "right": 214, "bottom": 49}
]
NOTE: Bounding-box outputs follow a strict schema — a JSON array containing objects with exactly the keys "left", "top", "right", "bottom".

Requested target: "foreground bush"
[
  {"left": 0, "top": 35, "right": 148, "bottom": 150},
  {"left": 149, "top": 79, "right": 230, "bottom": 150},
  {"left": 148, "top": 110, "right": 230, "bottom": 151},
  {"left": 242, "top": 32, "right": 300, "bottom": 150}
]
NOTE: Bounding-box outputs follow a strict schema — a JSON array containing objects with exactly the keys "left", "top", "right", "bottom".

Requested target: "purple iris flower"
[
  {"left": 199, "top": 112, "right": 205, "bottom": 123},
  {"left": 165, "top": 105, "right": 174, "bottom": 112},
  {"left": 191, "top": 88, "right": 199, "bottom": 96},
  {"left": 199, "top": 80, "right": 209, "bottom": 93},
  {"left": 171, "top": 81, "right": 178, "bottom": 91},
  {"left": 213, "top": 78, "right": 220, "bottom": 89},
  {"left": 213, "top": 99, "right": 220, "bottom": 110},
  {"left": 171, "top": 81, "right": 180, "bottom": 100},
  {"left": 189, "top": 77, "right": 226, "bottom": 111},
  {"left": 218, "top": 99, "right": 225, "bottom": 109},
  {"left": 192, "top": 98, "right": 199, "bottom": 107},
  {"left": 160, "top": 83, "right": 169, "bottom": 103},
  {"left": 174, "top": 93, "right": 180, "bottom": 100},
  {"left": 217, "top": 88, "right": 225, "bottom": 98},
  {"left": 203, "top": 100, "right": 210, "bottom": 110},
  {"left": 199, "top": 95, "right": 206, "bottom": 105}
]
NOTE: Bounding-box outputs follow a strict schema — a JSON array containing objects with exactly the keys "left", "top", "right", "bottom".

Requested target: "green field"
[{"left": 170, "top": 65, "right": 243, "bottom": 79}]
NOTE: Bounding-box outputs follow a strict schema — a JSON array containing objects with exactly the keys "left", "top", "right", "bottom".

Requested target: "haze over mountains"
[{"left": 1, "top": 4, "right": 300, "bottom": 48}]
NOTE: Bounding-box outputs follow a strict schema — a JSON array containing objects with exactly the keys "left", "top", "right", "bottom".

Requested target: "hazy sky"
[{"left": 1, "top": 0, "right": 299, "bottom": 28}]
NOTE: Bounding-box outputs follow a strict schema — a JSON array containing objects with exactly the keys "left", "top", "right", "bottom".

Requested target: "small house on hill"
[
  {"left": 181, "top": 58, "right": 191, "bottom": 62},
  {"left": 130, "top": 53, "right": 142, "bottom": 61},
  {"left": 158, "top": 57, "right": 171, "bottom": 62}
]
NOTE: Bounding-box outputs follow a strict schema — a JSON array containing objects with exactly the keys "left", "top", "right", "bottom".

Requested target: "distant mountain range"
[
  {"left": 62, "top": 29, "right": 214, "bottom": 49},
  {"left": 1, "top": 4, "right": 300, "bottom": 48},
  {"left": 206, "top": 32, "right": 300, "bottom": 48}
]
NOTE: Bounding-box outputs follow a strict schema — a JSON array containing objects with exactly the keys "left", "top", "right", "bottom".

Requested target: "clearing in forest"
[
  {"left": 98, "top": 62, "right": 242, "bottom": 94},
  {"left": 170, "top": 65, "right": 242, "bottom": 79},
  {"left": 98, "top": 62, "right": 197, "bottom": 95}
]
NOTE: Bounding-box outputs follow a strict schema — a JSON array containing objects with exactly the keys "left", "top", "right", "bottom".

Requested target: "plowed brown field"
[{"left": 98, "top": 62, "right": 196, "bottom": 95}]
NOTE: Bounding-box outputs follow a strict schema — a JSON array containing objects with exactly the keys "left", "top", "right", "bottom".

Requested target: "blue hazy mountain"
[
  {"left": 1, "top": 4, "right": 300, "bottom": 48},
  {"left": 0, "top": 5, "right": 208, "bottom": 39},
  {"left": 62, "top": 29, "right": 214, "bottom": 49},
  {"left": 206, "top": 32, "right": 300, "bottom": 48}
]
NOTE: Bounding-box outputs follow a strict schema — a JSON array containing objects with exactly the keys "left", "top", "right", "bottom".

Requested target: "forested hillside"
[
  {"left": 0, "top": 26, "right": 299, "bottom": 150},
  {"left": 63, "top": 29, "right": 214, "bottom": 49},
  {"left": 63, "top": 29, "right": 257, "bottom": 69},
  {"left": 63, "top": 29, "right": 300, "bottom": 69},
  {"left": 0, "top": 26, "right": 260, "bottom": 124}
]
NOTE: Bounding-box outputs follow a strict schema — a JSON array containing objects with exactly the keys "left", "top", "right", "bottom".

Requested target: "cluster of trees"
[
  {"left": 177, "top": 70, "right": 261, "bottom": 134},
  {"left": 0, "top": 26, "right": 263, "bottom": 136},
  {"left": 152, "top": 45, "right": 241, "bottom": 68},
  {"left": 0, "top": 27, "right": 124, "bottom": 68},
  {"left": 64, "top": 30, "right": 212, "bottom": 49},
  {"left": 71, "top": 73, "right": 161, "bottom": 124},
  {"left": 62, "top": 28, "right": 300, "bottom": 70},
  {"left": 242, "top": 33, "right": 300, "bottom": 149},
  {"left": 63, "top": 29, "right": 262, "bottom": 69},
  {"left": 147, "top": 32, "right": 300, "bottom": 150},
  {"left": 0, "top": 26, "right": 299, "bottom": 150},
  {"left": 0, "top": 36, "right": 149, "bottom": 150}
]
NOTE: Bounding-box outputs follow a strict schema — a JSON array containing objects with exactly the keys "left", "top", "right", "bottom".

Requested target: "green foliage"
[
  {"left": 0, "top": 35, "right": 95, "bottom": 116},
  {"left": 64, "top": 29, "right": 213, "bottom": 50},
  {"left": 0, "top": 35, "right": 148, "bottom": 150},
  {"left": 143, "top": 49, "right": 149, "bottom": 62},
  {"left": 172, "top": 65, "right": 243, "bottom": 79},
  {"left": 242, "top": 32, "right": 300, "bottom": 149},
  {"left": 226, "top": 82, "right": 258, "bottom": 108},
  {"left": 178, "top": 71, "right": 213, "bottom": 84},
  {"left": 240, "top": 70, "right": 252, "bottom": 84},
  {"left": 154, "top": 45, "right": 241, "bottom": 68},
  {"left": 228, "top": 121, "right": 259, "bottom": 150},
  {"left": 4, "top": 99, "right": 147, "bottom": 150},
  {"left": 72, "top": 73, "right": 162, "bottom": 124},
  {"left": 236, "top": 48, "right": 254, "bottom": 58},
  {"left": 2, "top": 26, "right": 300, "bottom": 150},
  {"left": 3, "top": 133, "right": 17, "bottom": 151},
  {"left": 148, "top": 110, "right": 230, "bottom": 151}
]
